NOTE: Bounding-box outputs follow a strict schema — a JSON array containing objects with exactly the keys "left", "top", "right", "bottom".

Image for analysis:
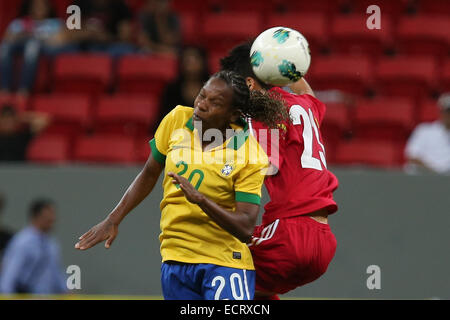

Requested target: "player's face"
[{"left": 193, "top": 77, "right": 239, "bottom": 133}]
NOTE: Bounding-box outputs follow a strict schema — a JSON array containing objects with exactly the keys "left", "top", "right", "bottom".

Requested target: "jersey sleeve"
[
  {"left": 149, "top": 108, "right": 177, "bottom": 164},
  {"left": 234, "top": 141, "right": 269, "bottom": 205}
]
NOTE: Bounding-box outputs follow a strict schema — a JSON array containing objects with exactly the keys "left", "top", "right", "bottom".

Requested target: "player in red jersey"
[{"left": 221, "top": 42, "right": 338, "bottom": 299}]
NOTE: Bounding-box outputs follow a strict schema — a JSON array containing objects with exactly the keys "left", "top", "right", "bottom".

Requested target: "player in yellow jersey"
[{"left": 74, "top": 70, "right": 288, "bottom": 300}]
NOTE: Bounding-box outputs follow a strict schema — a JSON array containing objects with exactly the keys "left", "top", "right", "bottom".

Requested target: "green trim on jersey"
[
  {"left": 235, "top": 191, "right": 261, "bottom": 205},
  {"left": 149, "top": 138, "right": 166, "bottom": 164}
]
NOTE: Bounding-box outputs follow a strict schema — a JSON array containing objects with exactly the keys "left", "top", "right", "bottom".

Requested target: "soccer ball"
[{"left": 250, "top": 27, "right": 311, "bottom": 86}]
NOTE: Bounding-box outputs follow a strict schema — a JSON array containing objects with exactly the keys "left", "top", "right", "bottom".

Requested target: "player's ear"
[{"left": 246, "top": 77, "right": 256, "bottom": 90}]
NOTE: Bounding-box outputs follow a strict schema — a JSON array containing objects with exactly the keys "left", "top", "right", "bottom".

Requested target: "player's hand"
[
  {"left": 75, "top": 218, "right": 118, "bottom": 250},
  {"left": 168, "top": 172, "right": 205, "bottom": 204}
]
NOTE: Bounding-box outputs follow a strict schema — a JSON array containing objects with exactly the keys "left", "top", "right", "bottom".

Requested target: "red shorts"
[{"left": 249, "top": 215, "right": 337, "bottom": 294}]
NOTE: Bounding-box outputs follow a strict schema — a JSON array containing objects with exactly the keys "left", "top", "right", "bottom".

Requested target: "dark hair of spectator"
[
  {"left": 18, "top": 0, "right": 57, "bottom": 18},
  {"left": 29, "top": 199, "right": 54, "bottom": 219},
  {"left": 177, "top": 45, "right": 210, "bottom": 82},
  {"left": 0, "top": 104, "right": 17, "bottom": 117}
]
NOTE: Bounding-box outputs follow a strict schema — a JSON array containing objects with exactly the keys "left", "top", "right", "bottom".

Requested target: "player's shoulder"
[
  {"left": 413, "top": 121, "right": 444, "bottom": 136},
  {"left": 167, "top": 105, "right": 193, "bottom": 118},
  {"left": 163, "top": 105, "right": 194, "bottom": 128}
]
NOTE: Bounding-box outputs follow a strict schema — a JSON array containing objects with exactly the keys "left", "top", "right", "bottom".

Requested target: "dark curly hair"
[{"left": 211, "top": 70, "right": 289, "bottom": 129}]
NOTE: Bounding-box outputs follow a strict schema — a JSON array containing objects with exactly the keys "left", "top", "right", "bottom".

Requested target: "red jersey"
[{"left": 250, "top": 87, "right": 338, "bottom": 224}]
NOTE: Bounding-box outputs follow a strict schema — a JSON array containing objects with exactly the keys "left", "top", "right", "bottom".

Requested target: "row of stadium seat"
[
  {"left": 26, "top": 132, "right": 406, "bottom": 168},
  {"left": 322, "top": 98, "right": 441, "bottom": 146},
  {"left": 169, "top": 0, "right": 450, "bottom": 16},
  {"left": 27, "top": 134, "right": 151, "bottom": 165},
  {"left": 16, "top": 91, "right": 442, "bottom": 167},
  {"left": 180, "top": 12, "right": 450, "bottom": 58},
  {"left": 5, "top": 53, "right": 450, "bottom": 101},
  {"left": 4, "top": 92, "right": 440, "bottom": 141}
]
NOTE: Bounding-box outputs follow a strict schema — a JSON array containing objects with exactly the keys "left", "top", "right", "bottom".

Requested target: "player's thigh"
[
  {"left": 202, "top": 265, "right": 255, "bottom": 300},
  {"left": 160, "top": 262, "right": 203, "bottom": 300}
]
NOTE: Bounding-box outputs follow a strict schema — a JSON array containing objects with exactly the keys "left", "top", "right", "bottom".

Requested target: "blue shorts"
[{"left": 161, "top": 262, "right": 255, "bottom": 300}]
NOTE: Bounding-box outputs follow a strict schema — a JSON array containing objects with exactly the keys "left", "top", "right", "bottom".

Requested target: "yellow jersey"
[{"left": 150, "top": 105, "right": 268, "bottom": 270}]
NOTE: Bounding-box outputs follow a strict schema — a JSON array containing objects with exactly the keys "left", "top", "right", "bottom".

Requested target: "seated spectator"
[
  {"left": 0, "top": 193, "right": 14, "bottom": 263},
  {"left": 0, "top": 198, "right": 67, "bottom": 294},
  {"left": 137, "top": 0, "right": 181, "bottom": 55},
  {"left": 0, "top": 104, "right": 50, "bottom": 162},
  {"left": 0, "top": 0, "right": 78, "bottom": 97},
  {"left": 75, "top": 0, "right": 138, "bottom": 58},
  {"left": 158, "top": 46, "right": 210, "bottom": 124},
  {"left": 404, "top": 93, "right": 450, "bottom": 174}
]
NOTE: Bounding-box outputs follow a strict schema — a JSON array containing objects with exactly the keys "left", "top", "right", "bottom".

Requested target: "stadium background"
[{"left": 0, "top": 0, "right": 449, "bottom": 299}]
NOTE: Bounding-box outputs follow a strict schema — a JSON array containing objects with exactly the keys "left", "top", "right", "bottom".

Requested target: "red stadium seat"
[
  {"left": 442, "top": 59, "right": 450, "bottom": 92},
  {"left": 274, "top": 0, "right": 342, "bottom": 15},
  {"left": 52, "top": 54, "right": 112, "bottom": 97},
  {"left": 396, "top": 15, "right": 450, "bottom": 57},
  {"left": 418, "top": 99, "right": 441, "bottom": 123},
  {"left": 32, "top": 94, "right": 91, "bottom": 137},
  {"left": 374, "top": 56, "right": 438, "bottom": 99},
  {"left": 179, "top": 13, "right": 199, "bottom": 45},
  {"left": 309, "top": 55, "right": 373, "bottom": 95},
  {"left": 329, "top": 14, "right": 393, "bottom": 57},
  {"left": 208, "top": 50, "right": 227, "bottom": 74},
  {"left": 170, "top": 0, "right": 207, "bottom": 14},
  {"left": 0, "top": 93, "right": 28, "bottom": 113},
  {"left": 348, "top": 0, "right": 409, "bottom": 17},
  {"left": 416, "top": 0, "right": 450, "bottom": 15},
  {"left": 74, "top": 134, "right": 136, "bottom": 164},
  {"left": 134, "top": 136, "right": 152, "bottom": 163},
  {"left": 94, "top": 94, "right": 159, "bottom": 137},
  {"left": 353, "top": 97, "right": 416, "bottom": 142},
  {"left": 333, "top": 139, "right": 403, "bottom": 167},
  {"left": 117, "top": 54, "right": 178, "bottom": 95},
  {"left": 320, "top": 102, "right": 352, "bottom": 143},
  {"left": 27, "top": 134, "right": 70, "bottom": 163},
  {"left": 201, "top": 13, "right": 262, "bottom": 53},
  {"left": 265, "top": 13, "right": 328, "bottom": 55},
  {"left": 213, "top": 0, "right": 273, "bottom": 14}
]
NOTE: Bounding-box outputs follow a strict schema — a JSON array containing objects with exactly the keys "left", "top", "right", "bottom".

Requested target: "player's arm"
[
  {"left": 287, "top": 77, "right": 315, "bottom": 97},
  {"left": 75, "top": 155, "right": 164, "bottom": 250},
  {"left": 168, "top": 172, "right": 258, "bottom": 243}
]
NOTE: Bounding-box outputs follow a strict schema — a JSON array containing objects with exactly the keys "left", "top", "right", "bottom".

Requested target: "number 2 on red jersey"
[{"left": 290, "top": 105, "right": 327, "bottom": 171}]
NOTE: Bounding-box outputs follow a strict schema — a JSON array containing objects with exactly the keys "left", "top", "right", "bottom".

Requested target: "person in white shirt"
[{"left": 404, "top": 93, "right": 450, "bottom": 174}]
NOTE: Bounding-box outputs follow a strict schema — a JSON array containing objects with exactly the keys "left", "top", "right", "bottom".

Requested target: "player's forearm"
[
  {"left": 288, "top": 78, "right": 315, "bottom": 97},
  {"left": 108, "top": 158, "right": 163, "bottom": 225},
  {"left": 197, "top": 197, "right": 255, "bottom": 243}
]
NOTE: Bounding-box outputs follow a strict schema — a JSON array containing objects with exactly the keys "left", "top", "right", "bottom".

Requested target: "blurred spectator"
[
  {"left": 75, "top": 0, "right": 138, "bottom": 58},
  {"left": 159, "top": 46, "right": 209, "bottom": 123},
  {"left": 404, "top": 93, "right": 450, "bottom": 175},
  {"left": 137, "top": 0, "right": 181, "bottom": 54},
  {"left": 0, "top": 0, "right": 78, "bottom": 97},
  {"left": 0, "top": 193, "right": 14, "bottom": 262},
  {"left": 0, "top": 104, "right": 50, "bottom": 162},
  {"left": 0, "top": 198, "right": 67, "bottom": 294}
]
